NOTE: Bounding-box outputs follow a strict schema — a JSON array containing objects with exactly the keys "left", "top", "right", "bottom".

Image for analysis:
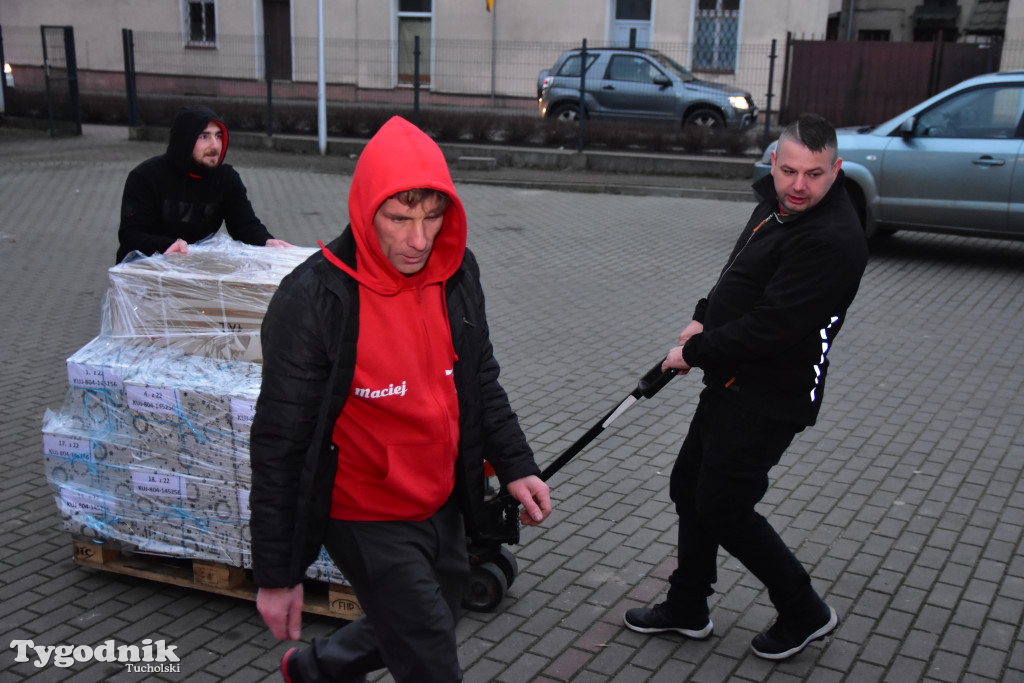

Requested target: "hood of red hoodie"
[{"left": 336, "top": 116, "right": 467, "bottom": 295}]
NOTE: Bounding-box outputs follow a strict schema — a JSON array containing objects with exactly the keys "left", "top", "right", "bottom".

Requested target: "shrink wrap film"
[{"left": 43, "top": 238, "right": 343, "bottom": 578}]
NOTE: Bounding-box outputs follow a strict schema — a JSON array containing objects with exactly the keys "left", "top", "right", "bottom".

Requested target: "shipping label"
[
  {"left": 60, "top": 488, "right": 116, "bottom": 516},
  {"left": 125, "top": 385, "right": 178, "bottom": 415},
  {"left": 43, "top": 434, "right": 91, "bottom": 459},
  {"left": 131, "top": 470, "right": 184, "bottom": 497},
  {"left": 67, "top": 362, "right": 124, "bottom": 390}
]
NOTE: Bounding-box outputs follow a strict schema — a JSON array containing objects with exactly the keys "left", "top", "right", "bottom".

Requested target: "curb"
[
  {"left": 452, "top": 175, "right": 754, "bottom": 202},
  {"left": 129, "top": 125, "right": 757, "bottom": 182}
]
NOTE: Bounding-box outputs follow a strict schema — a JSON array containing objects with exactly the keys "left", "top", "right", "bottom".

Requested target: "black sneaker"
[
  {"left": 751, "top": 604, "right": 839, "bottom": 660},
  {"left": 623, "top": 602, "right": 713, "bottom": 639}
]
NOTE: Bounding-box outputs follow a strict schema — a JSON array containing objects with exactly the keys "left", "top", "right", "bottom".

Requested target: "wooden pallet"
[{"left": 72, "top": 538, "right": 362, "bottom": 620}]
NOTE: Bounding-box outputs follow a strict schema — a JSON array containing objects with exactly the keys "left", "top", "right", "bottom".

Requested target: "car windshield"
[{"left": 645, "top": 52, "right": 697, "bottom": 83}]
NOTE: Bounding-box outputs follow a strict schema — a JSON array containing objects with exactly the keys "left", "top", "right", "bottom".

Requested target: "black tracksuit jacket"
[{"left": 681, "top": 171, "right": 869, "bottom": 427}]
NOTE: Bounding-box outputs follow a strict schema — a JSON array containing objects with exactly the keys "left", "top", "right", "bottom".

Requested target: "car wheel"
[
  {"left": 684, "top": 108, "right": 724, "bottom": 129},
  {"left": 551, "top": 103, "right": 580, "bottom": 122}
]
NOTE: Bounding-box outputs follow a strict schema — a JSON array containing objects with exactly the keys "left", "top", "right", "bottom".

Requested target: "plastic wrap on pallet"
[
  {"left": 46, "top": 336, "right": 267, "bottom": 566},
  {"left": 304, "top": 548, "right": 351, "bottom": 586},
  {"left": 227, "top": 369, "right": 261, "bottom": 487},
  {"left": 42, "top": 411, "right": 133, "bottom": 542},
  {"left": 129, "top": 467, "right": 244, "bottom": 566},
  {"left": 62, "top": 337, "right": 262, "bottom": 484},
  {"left": 45, "top": 239, "right": 353, "bottom": 585},
  {"left": 105, "top": 234, "right": 315, "bottom": 363},
  {"left": 63, "top": 336, "right": 183, "bottom": 434},
  {"left": 122, "top": 353, "right": 261, "bottom": 483},
  {"left": 43, "top": 410, "right": 247, "bottom": 565}
]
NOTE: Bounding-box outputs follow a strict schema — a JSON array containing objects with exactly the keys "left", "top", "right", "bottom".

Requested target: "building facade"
[
  {"left": 1, "top": 1, "right": 1020, "bottom": 112},
  {"left": 0, "top": 1, "right": 828, "bottom": 103}
]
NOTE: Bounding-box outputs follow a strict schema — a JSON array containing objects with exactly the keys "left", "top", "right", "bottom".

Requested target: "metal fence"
[
  {"left": 4, "top": 22, "right": 1024, "bottom": 143},
  {"left": 118, "top": 31, "right": 777, "bottom": 112}
]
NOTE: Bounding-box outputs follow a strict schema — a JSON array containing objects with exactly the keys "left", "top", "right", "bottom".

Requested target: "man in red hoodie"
[{"left": 250, "top": 116, "right": 551, "bottom": 683}]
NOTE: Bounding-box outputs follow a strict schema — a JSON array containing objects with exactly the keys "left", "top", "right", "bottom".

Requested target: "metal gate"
[
  {"left": 40, "top": 25, "right": 81, "bottom": 136},
  {"left": 781, "top": 37, "right": 1002, "bottom": 128}
]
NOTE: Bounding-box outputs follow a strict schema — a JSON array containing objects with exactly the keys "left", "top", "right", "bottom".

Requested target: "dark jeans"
[
  {"left": 667, "top": 388, "right": 816, "bottom": 616},
  {"left": 290, "top": 496, "right": 469, "bottom": 683}
]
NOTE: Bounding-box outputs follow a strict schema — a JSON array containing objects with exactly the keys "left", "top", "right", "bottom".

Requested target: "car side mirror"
[
  {"left": 654, "top": 77, "right": 672, "bottom": 89},
  {"left": 898, "top": 116, "right": 916, "bottom": 139}
]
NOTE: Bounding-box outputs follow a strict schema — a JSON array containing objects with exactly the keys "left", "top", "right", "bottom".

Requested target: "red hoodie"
[{"left": 326, "top": 116, "right": 467, "bottom": 521}]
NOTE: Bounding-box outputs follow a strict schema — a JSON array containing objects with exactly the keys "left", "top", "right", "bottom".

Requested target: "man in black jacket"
[
  {"left": 250, "top": 116, "right": 550, "bottom": 683},
  {"left": 115, "top": 105, "right": 290, "bottom": 263},
  {"left": 624, "top": 114, "right": 869, "bottom": 661}
]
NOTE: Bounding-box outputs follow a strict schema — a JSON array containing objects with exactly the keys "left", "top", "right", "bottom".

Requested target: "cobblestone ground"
[{"left": 0, "top": 125, "right": 1021, "bottom": 683}]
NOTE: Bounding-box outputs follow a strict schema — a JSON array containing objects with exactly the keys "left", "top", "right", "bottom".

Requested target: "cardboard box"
[
  {"left": 106, "top": 237, "right": 315, "bottom": 363},
  {"left": 127, "top": 469, "right": 245, "bottom": 565},
  {"left": 46, "top": 238, "right": 320, "bottom": 566},
  {"left": 63, "top": 337, "right": 180, "bottom": 434},
  {"left": 42, "top": 414, "right": 134, "bottom": 541}
]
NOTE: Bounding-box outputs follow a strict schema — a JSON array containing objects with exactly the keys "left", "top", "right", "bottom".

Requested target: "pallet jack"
[{"left": 463, "top": 358, "right": 679, "bottom": 611}]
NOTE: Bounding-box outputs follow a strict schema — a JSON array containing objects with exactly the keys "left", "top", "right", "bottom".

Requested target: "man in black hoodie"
[
  {"left": 116, "top": 105, "right": 290, "bottom": 263},
  {"left": 624, "top": 114, "right": 869, "bottom": 661}
]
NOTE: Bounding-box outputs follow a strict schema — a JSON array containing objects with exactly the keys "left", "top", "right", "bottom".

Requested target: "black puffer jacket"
[
  {"left": 116, "top": 105, "right": 273, "bottom": 263},
  {"left": 249, "top": 230, "right": 540, "bottom": 588},
  {"left": 682, "top": 171, "right": 869, "bottom": 426}
]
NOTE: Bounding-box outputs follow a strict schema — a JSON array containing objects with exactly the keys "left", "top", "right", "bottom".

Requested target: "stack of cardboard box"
[{"left": 43, "top": 237, "right": 349, "bottom": 584}]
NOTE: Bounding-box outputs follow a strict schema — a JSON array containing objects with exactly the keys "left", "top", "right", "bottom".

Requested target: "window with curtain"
[
  {"left": 185, "top": 0, "right": 217, "bottom": 47},
  {"left": 694, "top": 0, "right": 739, "bottom": 73},
  {"left": 398, "top": 0, "right": 431, "bottom": 85}
]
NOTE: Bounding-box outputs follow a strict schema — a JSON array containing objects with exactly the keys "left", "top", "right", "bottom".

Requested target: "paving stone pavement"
[{"left": 1, "top": 123, "right": 1022, "bottom": 683}]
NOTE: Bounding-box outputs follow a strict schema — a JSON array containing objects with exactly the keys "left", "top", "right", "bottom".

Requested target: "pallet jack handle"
[
  {"left": 476, "top": 357, "right": 678, "bottom": 547},
  {"left": 539, "top": 358, "right": 678, "bottom": 483}
]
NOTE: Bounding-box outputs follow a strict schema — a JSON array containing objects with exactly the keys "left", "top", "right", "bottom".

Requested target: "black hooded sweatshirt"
[
  {"left": 116, "top": 105, "right": 274, "bottom": 263},
  {"left": 681, "top": 171, "right": 869, "bottom": 427}
]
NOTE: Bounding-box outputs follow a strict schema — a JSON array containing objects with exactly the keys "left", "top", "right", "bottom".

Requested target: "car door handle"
[
  {"left": 972, "top": 156, "right": 1006, "bottom": 167},
  {"left": 602, "top": 85, "right": 615, "bottom": 90}
]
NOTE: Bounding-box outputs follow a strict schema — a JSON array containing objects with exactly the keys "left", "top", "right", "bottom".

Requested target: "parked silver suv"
[{"left": 538, "top": 47, "right": 757, "bottom": 129}]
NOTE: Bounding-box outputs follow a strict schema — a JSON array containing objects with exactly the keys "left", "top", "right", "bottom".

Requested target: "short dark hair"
[
  {"left": 390, "top": 188, "right": 451, "bottom": 212},
  {"left": 778, "top": 114, "right": 838, "bottom": 163}
]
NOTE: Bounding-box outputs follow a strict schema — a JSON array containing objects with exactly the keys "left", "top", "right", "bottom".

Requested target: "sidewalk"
[{"left": 1, "top": 122, "right": 1021, "bottom": 683}]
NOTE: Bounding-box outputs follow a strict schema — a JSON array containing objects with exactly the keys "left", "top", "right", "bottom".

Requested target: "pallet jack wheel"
[
  {"left": 495, "top": 546, "right": 519, "bottom": 588},
  {"left": 462, "top": 561, "right": 507, "bottom": 612}
]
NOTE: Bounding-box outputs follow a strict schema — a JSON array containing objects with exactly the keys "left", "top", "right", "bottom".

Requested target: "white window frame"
[
  {"left": 691, "top": 0, "right": 742, "bottom": 74},
  {"left": 183, "top": 0, "right": 218, "bottom": 48}
]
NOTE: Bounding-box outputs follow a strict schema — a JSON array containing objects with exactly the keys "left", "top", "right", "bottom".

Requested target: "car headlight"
[{"left": 729, "top": 96, "right": 749, "bottom": 110}]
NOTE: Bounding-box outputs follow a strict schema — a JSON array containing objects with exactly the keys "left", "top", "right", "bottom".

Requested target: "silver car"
[
  {"left": 753, "top": 70, "right": 1024, "bottom": 240},
  {"left": 538, "top": 47, "right": 757, "bottom": 129}
]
